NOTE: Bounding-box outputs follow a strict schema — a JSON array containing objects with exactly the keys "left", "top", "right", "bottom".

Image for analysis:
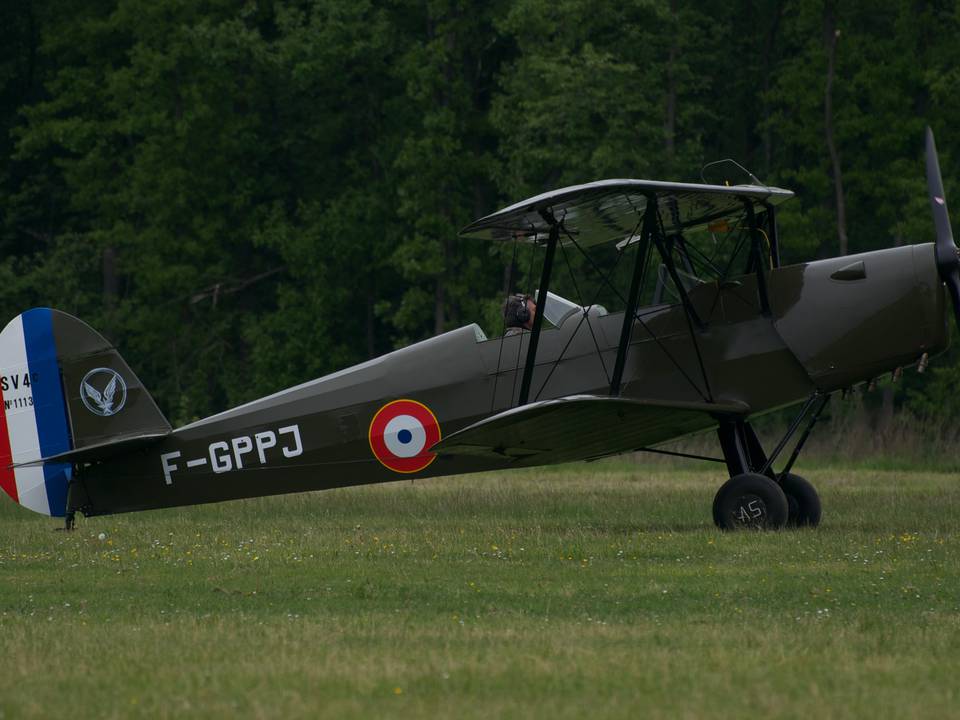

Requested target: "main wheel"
[
  {"left": 779, "top": 472, "right": 821, "bottom": 527},
  {"left": 713, "top": 473, "right": 789, "bottom": 530}
]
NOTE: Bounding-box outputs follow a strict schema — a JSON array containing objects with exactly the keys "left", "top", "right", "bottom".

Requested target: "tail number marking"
[
  {"left": 160, "top": 425, "right": 303, "bottom": 485},
  {"left": 1, "top": 372, "right": 38, "bottom": 413}
]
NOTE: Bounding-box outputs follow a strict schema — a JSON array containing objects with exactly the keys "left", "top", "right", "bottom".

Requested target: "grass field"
[{"left": 1, "top": 462, "right": 958, "bottom": 719}]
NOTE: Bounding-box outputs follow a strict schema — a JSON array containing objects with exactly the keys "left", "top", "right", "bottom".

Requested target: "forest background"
[{"left": 1, "top": 0, "right": 959, "bottom": 453}]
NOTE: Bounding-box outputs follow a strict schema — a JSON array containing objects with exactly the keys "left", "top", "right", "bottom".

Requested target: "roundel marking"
[{"left": 368, "top": 399, "right": 441, "bottom": 473}]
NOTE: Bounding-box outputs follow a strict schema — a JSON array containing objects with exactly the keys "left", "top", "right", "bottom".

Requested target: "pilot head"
[{"left": 503, "top": 294, "right": 536, "bottom": 330}]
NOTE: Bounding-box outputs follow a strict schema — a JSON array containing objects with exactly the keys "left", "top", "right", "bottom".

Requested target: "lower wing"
[{"left": 431, "top": 394, "right": 749, "bottom": 465}]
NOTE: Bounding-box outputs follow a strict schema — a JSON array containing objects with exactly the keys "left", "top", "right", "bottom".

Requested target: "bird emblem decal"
[{"left": 79, "top": 368, "right": 127, "bottom": 417}]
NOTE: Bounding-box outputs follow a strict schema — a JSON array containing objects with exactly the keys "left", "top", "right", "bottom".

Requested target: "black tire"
[
  {"left": 713, "top": 473, "right": 789, "bottom": 530},
  {"left": 779, "top": 472, "right": 821, "bottom": 527}
]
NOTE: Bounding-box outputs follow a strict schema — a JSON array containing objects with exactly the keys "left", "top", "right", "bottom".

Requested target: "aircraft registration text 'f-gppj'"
[{"left": 2, "top": 129, "right": 958, "bottom": 531}]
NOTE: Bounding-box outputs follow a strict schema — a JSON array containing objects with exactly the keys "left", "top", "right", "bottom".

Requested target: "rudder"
[{"left": 0, "top": 308, "right": 170, "bottom": 517}]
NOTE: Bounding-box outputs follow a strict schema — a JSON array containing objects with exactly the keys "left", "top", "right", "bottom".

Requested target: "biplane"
[{"left": 2, "top": 130, "right": 957, "bottom": 530}]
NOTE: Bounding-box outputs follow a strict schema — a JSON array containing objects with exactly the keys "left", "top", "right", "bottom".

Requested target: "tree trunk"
[
  {"left": 366, "top": 286, "right": 376, "bottom": 359},
  {"left": 664, "top": 0, "right": 678, "bottom": 163},
  {"left": 432, "top": 23, "right": 458, "bottom": 337},
  {"left": 434, "top": 276, "right": 445, "bottom": 336},
  {"left": 102, "top": 246, "right": 118, "bottom": 307},
  {"left": 434, "top": 229, "right": 449, "bottom": 337},
  {"left": 823, "top": 3, "right": 848, "bottom": 255},
  {"left": 761, "top": 5, "right": 784, "bottom": 176}
]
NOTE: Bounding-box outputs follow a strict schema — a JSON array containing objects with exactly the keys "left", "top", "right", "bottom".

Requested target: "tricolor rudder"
[
  {"left": 0, "top": 308, "right": 171, "bottom": 518},
  {"left": 0, "top": 309, "right": 73, "bottom": 516}
]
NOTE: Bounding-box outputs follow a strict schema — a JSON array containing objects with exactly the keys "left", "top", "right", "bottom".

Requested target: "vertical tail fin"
[{"left": 0, "top": 308, "right": 170, "bottom": 517}]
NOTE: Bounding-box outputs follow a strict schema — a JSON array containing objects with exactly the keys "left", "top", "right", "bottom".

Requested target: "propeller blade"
[
  {"left": 926, "top": 127, "right": 959, "bottom": 267},
  {"left": 927, "top": 127, "right": 960, "bottom": 332}
]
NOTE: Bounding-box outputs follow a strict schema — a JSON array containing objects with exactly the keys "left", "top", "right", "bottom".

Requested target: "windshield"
[{"left": 535, "top": 291, "right": 608, "bottom": 327}]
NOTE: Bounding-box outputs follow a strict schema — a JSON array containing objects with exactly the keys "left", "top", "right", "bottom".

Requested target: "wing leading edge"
[{"left": 431, "top": 395, "right": 749, "bottom": 465}]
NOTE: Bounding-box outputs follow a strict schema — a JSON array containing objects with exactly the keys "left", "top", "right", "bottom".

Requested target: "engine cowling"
[{"left": 769, "top": 243, "right": 948, "bottom": 391}]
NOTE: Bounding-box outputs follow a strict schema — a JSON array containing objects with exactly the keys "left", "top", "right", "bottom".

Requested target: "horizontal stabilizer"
[
  {"left": 431, "top": 395, "right": 748, "bottom": 465},
  {"left": 9, "top": 432, "right": 169, "bottom": 468}
]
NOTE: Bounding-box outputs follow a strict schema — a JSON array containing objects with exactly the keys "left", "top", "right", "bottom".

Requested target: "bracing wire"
[
  {"left": 557, "top": 233, "right": 612, "bottom": 381},
  {"left": 564, "top": 228, "right": 710, "bottom": 402},
  {"left": 532, "top": 234, "right": 620, "bottom": 401},
  {"left": 490, "top": 237, "right": 520, "bottom": 413},
  {"left": 654, "top": 207, "right": 714, "bottom": 402}
]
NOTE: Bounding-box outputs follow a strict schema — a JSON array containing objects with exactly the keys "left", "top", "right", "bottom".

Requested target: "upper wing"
[
  {"left": 430, "top": 394, "right": 749, "bottom": 465},
  {"left": 459, "top": 178, "right": 793, "bottom": 248}
]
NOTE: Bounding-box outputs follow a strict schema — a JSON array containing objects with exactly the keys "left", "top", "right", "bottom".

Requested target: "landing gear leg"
[
  {"left": 712, "top": 395, "right": 829, "bottom": 530},
  {"left": 774, "top": 394, "right": 830, "bottom": 527},
  {"left": 713, "top": 420, "right": 787, "bottom": 530}
]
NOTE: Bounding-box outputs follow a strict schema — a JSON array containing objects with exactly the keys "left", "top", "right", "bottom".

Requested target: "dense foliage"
[{"left": 2, "top": 0, "right": 959, "bottom": 425}]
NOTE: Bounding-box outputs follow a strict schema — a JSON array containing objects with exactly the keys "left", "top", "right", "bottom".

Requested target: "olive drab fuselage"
[{"left": 69, "top": 243, "right": 947, "bottom": 517}]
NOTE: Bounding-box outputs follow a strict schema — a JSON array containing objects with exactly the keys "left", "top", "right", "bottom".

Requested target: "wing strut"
[
  {"left": 610, "top": 196, "right": 656, "bottom": 395},
  {"left": 762, "top": 202, "right": 782, "bottom": 268},
  {"left": 652, "top": 217, "right": 704, "bottom": 330},
  {"left": 653, "top": 208, "right": 714, "bottom": 402},
  {"left": 744, "top": 200, "right": 772, "bottom": 315},
  {"left": 562, "top": 228, "right": 710, "bottom": 402},
  {"left": 517, "top": 211, "right": 560, "bottom": 406}
]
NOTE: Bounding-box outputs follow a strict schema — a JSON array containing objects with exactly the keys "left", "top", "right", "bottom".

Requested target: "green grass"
[{"left": 1, "top": 462, "right": 958, "bottom": 719}]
